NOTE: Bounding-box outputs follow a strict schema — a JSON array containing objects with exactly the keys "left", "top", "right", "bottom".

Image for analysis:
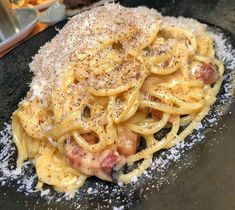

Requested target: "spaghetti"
[{"left": 12, "top": 4, "right": 224, "bottom": 193}]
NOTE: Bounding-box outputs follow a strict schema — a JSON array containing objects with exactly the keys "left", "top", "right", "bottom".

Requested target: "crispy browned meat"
[
  {"left": 195, "top": 63, "right": 219, "bottom": 85},
  {"left": 117, "top": 127, "right": 140, "bottom": 157}
]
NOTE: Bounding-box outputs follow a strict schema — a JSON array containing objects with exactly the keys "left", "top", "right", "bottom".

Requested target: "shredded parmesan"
[{"left": 29, "top": 3, "right": 162, "bottom": 100}]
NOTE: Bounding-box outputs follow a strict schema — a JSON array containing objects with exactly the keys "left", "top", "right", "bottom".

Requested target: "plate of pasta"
[{"left": 0, "top": 0, "right": 235, "bottom": 210}]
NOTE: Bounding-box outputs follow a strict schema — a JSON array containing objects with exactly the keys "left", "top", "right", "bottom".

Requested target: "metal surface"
[
  {"left": 0, "top": 8, "right": 39, "bottom": 53},
  {"left": 0, "top": 0, "right": 20, "bottom": 41}
]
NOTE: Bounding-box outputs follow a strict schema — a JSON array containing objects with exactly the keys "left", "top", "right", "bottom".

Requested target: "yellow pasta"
[{"left": 11, "top": 4, "right": 224, "bottom": 194}]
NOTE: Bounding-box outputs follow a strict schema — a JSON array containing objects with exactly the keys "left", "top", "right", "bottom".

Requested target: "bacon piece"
[
  {"left": 117, "top": 127, "right": 140, "bottom": 156},
  {"left": 65, "top": 142, "right": 100, "bottom": 176},
  {"left": 161, "top": 59, "right": 170, "bottom": 68},
  {"left": 64, "top": 141, "right": 126, "bottom": 179},
  {"left": 148, "top": 108, "right": 174, "bottom": 123},
  {"left": 100, "top": 150, "right": 126, "bottom": 174},
  {"left": 100, "top": 151, "right": 118, "bottom": 174},
  {"left": 149, "top": 108, "right": 163, "bottom": 119},
  {"left": 82, "top": 133, "right": 99, "bottom": 144},
  {"left": 195, "top": 63, "right": 219, "bottom": 85}
]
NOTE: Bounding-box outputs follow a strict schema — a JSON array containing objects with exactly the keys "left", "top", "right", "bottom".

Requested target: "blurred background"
[
  {"left": 0, "top": 0, "right": 112, "bottom": 57},
  {"left": 1, "top": 0, "right": 234, "bottom": 58}
]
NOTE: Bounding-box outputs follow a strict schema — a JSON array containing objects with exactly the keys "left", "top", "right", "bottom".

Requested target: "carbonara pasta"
[{"left": 12, "top": 4, "right": 224, "bottom": 193}]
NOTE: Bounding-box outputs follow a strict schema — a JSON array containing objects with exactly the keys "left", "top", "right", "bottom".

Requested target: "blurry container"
[{"left": 0, "top": 0, "right": 20, "bottom": 41}]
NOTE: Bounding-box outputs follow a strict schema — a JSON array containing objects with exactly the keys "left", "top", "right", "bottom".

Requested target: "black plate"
[{"left": 1, "top": 0, "right": 235, "bottom": 209}]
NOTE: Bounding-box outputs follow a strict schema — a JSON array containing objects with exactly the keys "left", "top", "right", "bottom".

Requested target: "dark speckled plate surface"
[{"left": 0, "top": 0, "right": 235, "bottom": 210}]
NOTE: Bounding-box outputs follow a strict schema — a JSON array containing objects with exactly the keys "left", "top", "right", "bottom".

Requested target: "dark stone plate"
[{"left": 0, "top": 0, "right": 235, "bottom": 209}]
